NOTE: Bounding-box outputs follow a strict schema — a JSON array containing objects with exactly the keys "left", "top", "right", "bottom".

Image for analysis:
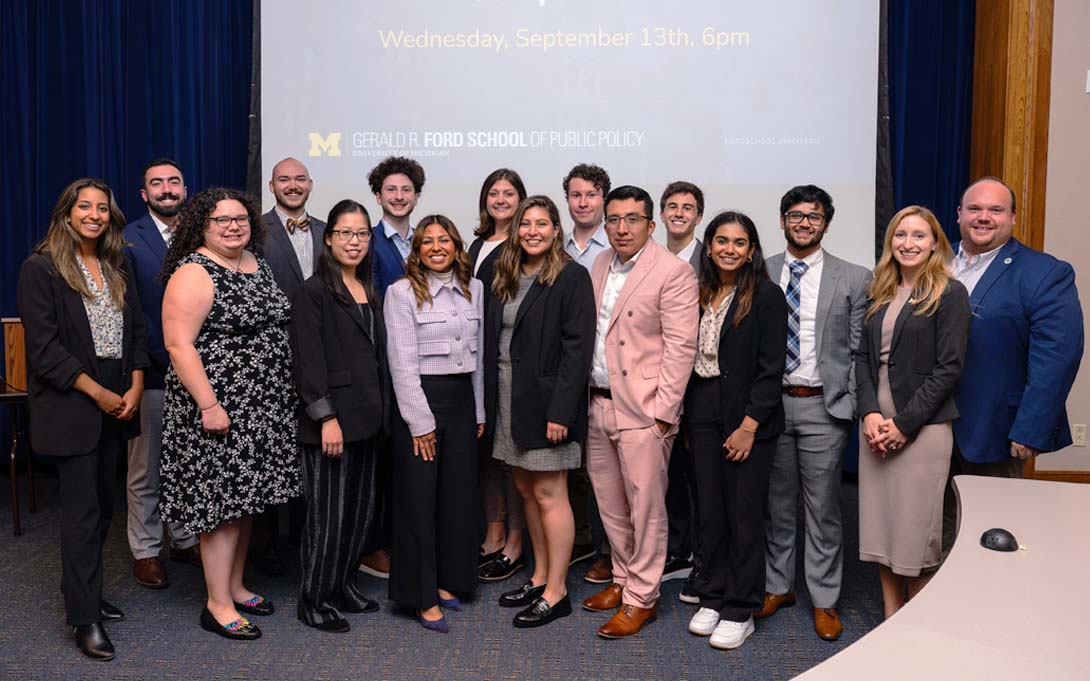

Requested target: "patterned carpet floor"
[{"left": 0, "top": 468, "right": 882, "bottom": 680}]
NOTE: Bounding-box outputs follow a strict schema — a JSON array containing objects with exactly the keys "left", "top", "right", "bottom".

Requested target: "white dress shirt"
[
  {"left": 778, "top": 248, "right": 824, "bottom": 387},
  {"left": 150, "top": 213, "right": 173, "bottom": 246},
  {"left": 275, "top": 206, "right": 314, "bottom": 278},
  {"left": 674, "top": 237, "right": 698, "bottom": 265},
  {"left": 590, "top": 246, "right": 645, "bottom": 388},
  {"left": 952, "top": 242, "right": 1003, "bottom": 295}
]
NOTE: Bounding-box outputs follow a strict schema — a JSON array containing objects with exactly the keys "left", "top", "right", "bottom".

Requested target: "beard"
[
  {"left": 148, "top": 193, "right": 183, "bottom": 218},
  {"left": 786, "top": 226, "right": 826, "bottom": 251}
]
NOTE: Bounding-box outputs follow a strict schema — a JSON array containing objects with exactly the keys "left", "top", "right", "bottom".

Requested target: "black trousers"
[
  {"left": 389, "top": 375, "right": 479, "bottom": 610},
  {"left": 665, "top": 435, "right": 700, "bottom": 563},
  {"left": 44, "top": 359, "right": 123, "bottom": 626},
  {"left": 687, "top": 376, "right": 775, "bottom": 622},
  {"left": 298, "top": 439, "right": 379, "bottom": 625}
]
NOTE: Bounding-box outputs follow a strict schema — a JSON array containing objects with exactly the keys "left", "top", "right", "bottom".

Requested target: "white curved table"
[{"left": 798, "top": 476, "right": 1090, "bottom": 680}]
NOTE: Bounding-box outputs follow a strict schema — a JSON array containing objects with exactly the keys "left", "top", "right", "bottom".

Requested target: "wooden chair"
[{"left": 3, "top": 318, "right": 35, "bottom": 536}]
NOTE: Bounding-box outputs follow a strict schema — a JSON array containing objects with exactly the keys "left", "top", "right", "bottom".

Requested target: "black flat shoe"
[
  {"left": 498, "top": 581, "right": 545, "bottom": 608},
  {"left": 342, "top": 598, "right": 380, "bottom": 614},
  {"left": 514, "top": 595, "right": 572, "bottom": 628},
  {"left": 479, "top": 553, "right": 525, "bottom": 583},
  {"left": 234, "top": 595, "right": 275, "bottom": 616},
  {"left": 100, "top": 600, "right": 125, "bottom": 622},
  {"left": 310, "top": 618, "right": 351, "bottom": 633},
  {"left": 74, "top": 623, "right": 115, "bottom": 661},
  {"left": 200, "top": 607, "right": 262, "bottom": 641},
  {"left": 479, "top": 545, "right": 505, "bottom": 568}
]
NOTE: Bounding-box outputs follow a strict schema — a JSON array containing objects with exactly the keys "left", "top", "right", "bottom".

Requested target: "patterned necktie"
[
  {"left": 785, "top": 260, "right": 809, "bottom": 373},
  {"left": 286, "top": 217, "right": 310, "bottom": 234}
]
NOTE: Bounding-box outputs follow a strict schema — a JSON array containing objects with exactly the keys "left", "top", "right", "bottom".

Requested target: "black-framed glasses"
[
  {"left": 332, "top": 229, "right": 372, "bottom": 242},
  {"left": 207, "top": 215, "right": 250, "bottom": 228},
  {"left": 604, "top": 213, "right": 650, "bottom": 228},
  {"left": 784, "top": 211, "right": 826, "bottom": 227}
]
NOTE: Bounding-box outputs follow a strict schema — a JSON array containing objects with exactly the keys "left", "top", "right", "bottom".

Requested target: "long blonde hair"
[
  {"left": 866, "top": 205, "right": 954, "bottom": 320},
  {"left": 403, "top": 215, "right": 474, "bottom": 308},
  {"left": 34, "top": 178, "right": 128, "bottom": 308},
  {"left": 491, "top": 196, "right": 571, "bottom": 302}
]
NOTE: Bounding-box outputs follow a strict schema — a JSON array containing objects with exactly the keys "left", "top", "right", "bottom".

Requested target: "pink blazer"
[{"left": 590, "top": 240, "right": 698, "bottom": 430}]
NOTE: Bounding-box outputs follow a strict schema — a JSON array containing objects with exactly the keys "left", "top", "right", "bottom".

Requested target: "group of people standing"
[{"left": 16, "top": 154, "right": 1082, "bottom": 661}]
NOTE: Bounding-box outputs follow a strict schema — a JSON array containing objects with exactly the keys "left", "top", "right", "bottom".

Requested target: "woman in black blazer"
[
  {"left": 478, "top": 195, "right": 596, "bottom": 627},
  {"left": 855, "top": 205, "right": 969, "bottom": 618},
  {"left": 16, "top": 178, "right": 148, "bottom": 661},
  {"left": 289, "top": 200, "right": 389, "bottom": 634},
  {"left": 683, "top": 211, "right": 787, "bottom": 651}
]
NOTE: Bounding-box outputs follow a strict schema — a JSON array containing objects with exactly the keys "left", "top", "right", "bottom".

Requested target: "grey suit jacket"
[
  {"left": 261, "top": 209, "right": 327, "bottom": 302},
  {"left": 687, "top": 237, "right": 703, "bottom": 276},
  {"left": 766, "top": 250, "right": 872, "bottom": 421}
]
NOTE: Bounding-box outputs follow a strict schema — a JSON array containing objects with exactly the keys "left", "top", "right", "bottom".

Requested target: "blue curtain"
[
  {"left": 888, "top": 0, "right": 976, "bottom": 242},
  {"left": 0, "top": 0, "right": 252, "bottom": 318}
]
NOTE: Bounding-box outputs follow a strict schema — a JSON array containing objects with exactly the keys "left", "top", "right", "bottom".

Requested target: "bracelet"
[
  {"left": 200, "top": 401, "right": 220, "bottom": 412},
  {"left": 740, "top": 424, "right": 757, "bottom": 434}
]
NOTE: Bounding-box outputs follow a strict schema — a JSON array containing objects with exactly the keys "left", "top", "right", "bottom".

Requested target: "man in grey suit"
[
  {"left": 252, "top": 156, "right": 326, "bottom": 574},
  {"left": 759, "top": 185, "right": 871, "bottom": 641}
]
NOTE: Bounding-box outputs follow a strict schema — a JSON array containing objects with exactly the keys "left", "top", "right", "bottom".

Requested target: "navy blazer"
[
  {"left": 260, "top": 209, "right": 326, "bottom": 303},
  {"left": 123, "top": 213, "right": 169, "bottom": 389},
  {"left": 16, "top": 253, "right": 150, "bottom": 456},
  {"left": 952, "top": 239, "right": 1083, "bottom": 462},
  {"left": 856, "top": 280, "right": 970, "bottom": 439},
  {"left": 372, "top": 219, "right": 408, "bottom": 301}
]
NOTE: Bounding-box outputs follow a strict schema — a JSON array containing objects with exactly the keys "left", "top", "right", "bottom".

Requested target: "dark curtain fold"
[
  {"left": 0, "top": 0, "right": 253, "bottom": 318},
  {"left": 888, "top": 0, "right": 976, "bottom": 243}
]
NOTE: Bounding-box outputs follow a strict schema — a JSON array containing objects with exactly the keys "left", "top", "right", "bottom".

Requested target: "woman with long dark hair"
[
  {"left": 478, "top": 196, "right": 596, "bottom": 627},
  {"left": 290, "top": 200, "right": 389, "bottom": 633},
  {"left": 684, "top": 211, "right": 787, "bottom": 651},
  {"left": 16, "top": 178, "right": 148, "bottom": 660},
  {"left": 384, "top": 215, "right": 485, "bottom": 632},
  {"left": 856, "top": 205, "right": 969, "bottom": 618}
]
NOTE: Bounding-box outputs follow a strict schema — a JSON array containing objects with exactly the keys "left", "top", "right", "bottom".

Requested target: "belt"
[
  {"left": 783, "top": 385, "right": 823, "bottom": 398},
  {"left": 589, "top": 387, "right": 613, "bottom": 400}
]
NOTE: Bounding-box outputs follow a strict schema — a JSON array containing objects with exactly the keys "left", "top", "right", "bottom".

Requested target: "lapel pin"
[{"left": 1004, "top": 257, "right": 1012, "bottom": 264}]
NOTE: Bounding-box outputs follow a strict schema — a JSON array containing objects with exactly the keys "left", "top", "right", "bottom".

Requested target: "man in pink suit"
[{"left": 581, "top": 185, "right": 699, "bottom": 638}]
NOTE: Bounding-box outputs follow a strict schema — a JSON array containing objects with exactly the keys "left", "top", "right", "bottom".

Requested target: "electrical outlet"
[{"left": 1073, "top": 424, "right": 1087, "bottom": 447}]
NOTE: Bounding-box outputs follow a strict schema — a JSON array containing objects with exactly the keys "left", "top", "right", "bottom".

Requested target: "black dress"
[{"left": 160, "top": 253, "right": 301, "bottom": 535}]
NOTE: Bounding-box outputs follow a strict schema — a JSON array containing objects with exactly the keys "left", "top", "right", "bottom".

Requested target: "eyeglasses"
[
  {"left": 207, "top": 215, "right": 250, "bottom": 228},
  {"left": 604, "top": 213, "right": 650, "bottom": 228},
  {"left": 784, "top": 211, "right": 826, "bottom": 227},
  {"left": 332, "top": 229, "right": 372, "bottom": 242}
]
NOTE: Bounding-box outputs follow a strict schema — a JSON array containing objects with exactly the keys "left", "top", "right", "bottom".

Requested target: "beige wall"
[{"left": 1039, "top": 0, "right": 1090, "bottom": 472}]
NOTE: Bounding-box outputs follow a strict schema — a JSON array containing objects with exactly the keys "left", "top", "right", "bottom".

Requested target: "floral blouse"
[{"left": 77, "top": 255, "right": 123, "bottom": 359}]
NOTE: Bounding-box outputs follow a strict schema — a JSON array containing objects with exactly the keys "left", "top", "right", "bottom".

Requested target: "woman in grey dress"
[
  {"left": 478, "top": 196, "right": 596, "bottom": 627},
  {"left": 855, "top": 205, "right": 970, "bottom": 619}
]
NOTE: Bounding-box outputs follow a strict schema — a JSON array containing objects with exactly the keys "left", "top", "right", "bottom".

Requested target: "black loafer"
[
  {"left": 514, "top": 595, "right": 572, "bottom": 628},
  {"left": 342, "top": 598, "right": 380, "bottom": 614},
  {"left": 100, "top": 600, "right": 125, "bottom": 622},
  {"left": 479, "top": 546, "right": 505, "bottom": 568},
  {"left": 499, "top": 581, "right": 545, "bottom": 608},
  {"left": 479, "top": 553, "right": 525, "bottom": 583},
  {"left": 73, "top": 622, "right": 115, "bottom": 661},
  {"left": 234, "top": 595, "right": 275, "bottom": 616},
  {"left": 310, "top": 617, "right": 351, "bottom": 633},
  {"left": 200, "top": 607, "right": 261, "bottom": 641}
]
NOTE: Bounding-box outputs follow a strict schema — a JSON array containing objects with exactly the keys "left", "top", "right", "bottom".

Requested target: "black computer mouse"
[{"left": 980, "top": 528, "right": 1019, "bottom": 552}]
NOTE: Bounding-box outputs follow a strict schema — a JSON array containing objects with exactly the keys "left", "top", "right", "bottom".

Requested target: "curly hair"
[
  {"left": 403, "top": 215, "right": 473, "bottom": 308},
  {"left": 35, "top": 178, "right": 128, "bottom": 308},
  {"left": 562, "top": 163, "right": 611, "bottom": 196},
  {"left": 367, "top": 156, "right": 426, "bottom": 194},
  {"left": 491, "top": 196, "right": 571, "bottom": 302},
  {"left": 160, "top": 187, "right": 265, "bottom": 280}
]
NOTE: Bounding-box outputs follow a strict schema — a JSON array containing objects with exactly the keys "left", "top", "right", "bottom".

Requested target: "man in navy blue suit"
[
  {"left": 369, "top": 156, "right": 426, "bottom": 301},
  {"left": 943, "top": 176, "right": 1083, "bottom": 551},
  {"left": 123, "top": 158, "right": 201, "bottom": 589}
]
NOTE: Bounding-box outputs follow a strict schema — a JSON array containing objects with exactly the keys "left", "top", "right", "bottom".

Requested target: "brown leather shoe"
[
  {"left": 755, "top": 591, "right": 796, "bottom": 619},
  {"left": 169, "top": 544, "right": 203, "bottom": 568},
  {"left": 597, "top": 604, "right": 657, "bottom": 639},
  {"left": 133, "top": 557, "right": 169, "bottom": 589},
  {"left": 814, "top": 607, "right": 843, "bottom": 641},
  {"left": 359, "top": 548, "right": 391, "bottom": 578},
  {"left": 583, "top": 557, "right": 613, "bottom": 584},
  {"left": 582, "top": 583, "right": 623, "bottom": 612}
]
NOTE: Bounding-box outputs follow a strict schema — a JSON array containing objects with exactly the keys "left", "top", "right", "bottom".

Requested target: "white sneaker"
[
  {"left": 688, "top": 607, "right": 720, "bottom": 636},
  {"left": 709, "top": 616, "right": 755, "bottom": 649}
]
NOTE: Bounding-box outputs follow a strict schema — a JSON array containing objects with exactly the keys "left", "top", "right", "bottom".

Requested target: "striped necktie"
[{"left": 785, "top": 260, "right": 809, "bottom": 373}]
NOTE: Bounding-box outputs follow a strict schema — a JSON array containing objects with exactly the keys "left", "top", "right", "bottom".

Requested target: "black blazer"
[
  {"left": 469, "top": 235, "right": 503, "bottom": 273},
  {"left": 16, "top": 253, "right": 149, "bottom": 457},
  {"left": 855, "top": 280, "right": 970, "bottom": 438},
  {"left": 289, "top": 275, "right": 390, "bottom": 446},
  {"left": 479, "top": 259, "right": 596, "bottom": 449},
  {"left": 686, "top": 277, "right": 788, "bottom": 440},
  {"left": 260, "top": 209, "right": 327, "bottom": 302}
]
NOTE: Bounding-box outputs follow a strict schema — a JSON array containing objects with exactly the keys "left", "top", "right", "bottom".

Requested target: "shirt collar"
[
  {"left": 275, "top": 206, "right": 308, "bottom": 228},
  {"left": 566, "top": 223, "right": 608, "bottom": 251},
  {"left": 426, "top": 271, "right": 463, "bottom": 296},
  {"left": 610, "top": 243, "right": 647, "bottom": 274},
  {"left": 956, "top": 241, "right": 1003, "bottom": 264},
  {"left": 383, "top": 219, "right": 414, "bottom": 242},
  {"left": 786, "top": 247, "right": 824, "bottom": 268},
  {"left": 149, "top": 212, "right": 172, "bottom": 240}
]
